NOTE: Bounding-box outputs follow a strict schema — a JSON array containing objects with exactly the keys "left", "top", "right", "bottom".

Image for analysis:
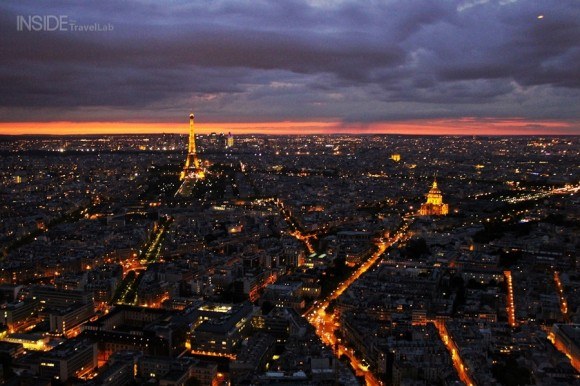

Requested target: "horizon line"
[
  {"left": 1, "top": 132, "right": 578, "bottom": 137},
  {"left": 0, "top": 117, "right": 578, "bottom": 136}
]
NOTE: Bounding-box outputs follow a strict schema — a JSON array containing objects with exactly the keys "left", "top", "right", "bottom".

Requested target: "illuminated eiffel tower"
[{"left": 176, "top": 113, "right": 205, "bottom": 196}]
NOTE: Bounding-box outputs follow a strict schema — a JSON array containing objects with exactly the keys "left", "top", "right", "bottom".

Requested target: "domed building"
[{"left": 419, "top": 178, "right": 449, "bottom": 216}]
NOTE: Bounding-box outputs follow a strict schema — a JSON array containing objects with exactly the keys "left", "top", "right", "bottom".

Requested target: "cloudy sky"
[{"left": 0, "top": 0, "right": 579, "bottom": 134}]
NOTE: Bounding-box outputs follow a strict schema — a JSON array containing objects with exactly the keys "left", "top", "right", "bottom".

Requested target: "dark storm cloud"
[{"left": 0, "top": 0, "right": 578, "bottom": 125}]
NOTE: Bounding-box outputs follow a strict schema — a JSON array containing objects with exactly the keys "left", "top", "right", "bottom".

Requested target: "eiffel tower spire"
[{"left": 179, "top": 113, "right": 205, "bottom": 187}]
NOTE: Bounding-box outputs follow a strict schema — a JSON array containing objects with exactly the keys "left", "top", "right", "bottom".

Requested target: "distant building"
[
  {"left": 89, "top": 360, "right": 133, "bottom": 386},
  {"left": 0, "top": 341, "right": 25, "bottom": 358},
  {"left": 419, "top": 179, "right": 449, "bottom": 216},
  {"left": 38, "top": 338, "right": 97, "bottom": 381},
  {"left": 31, "top": 286, "right": 93, "bottom": 308},
  {"left": 2, "top": 333, "right": 48, "bottom": 351},
  {"left": 230, "top": 333, "right": 276, "bottom": 383},
  {"left": 82, "top": 305, "right": 180, "bottom": 359},
  {"left": 138, "top": 355, "right": 218, "bottom": 386},
  {"left": 189, "top": 302, "right": 256, "bottom": 357},
  {"left": 48, "top": 301, "right": 95, "bottom": 336},
  {"left": 208, "top": 132, "right": 218, "bottom": 144},
  {"left": 1, "top": 299, "right": 38, "bottom": 332},
  {"left": 303, "top": 252, "right": 329, "bottom": 269},
  {"left": 260, "top": 282, "right": 305, "bottom": 311},
  {"left": 0, "top": 284, "right": 24, "bottom": 303},
  {"left": 89, "top": 350, "right": 142, "bottom": 386},
  {"left": 226, "top": 132, "right": 234, "bottom": 148}
]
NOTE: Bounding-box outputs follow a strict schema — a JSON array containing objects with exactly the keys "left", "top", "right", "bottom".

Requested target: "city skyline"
[
  {"left": 0, "top": 133, "right": 578, "bottom": 385},
  {"left": 1, "top": 0, "right": 579, "bottom": 135}
]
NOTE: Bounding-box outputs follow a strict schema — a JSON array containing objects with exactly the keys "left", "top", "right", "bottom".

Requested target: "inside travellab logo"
[{"left": 16, "top": 15, "right": 113, "bottom": 32}]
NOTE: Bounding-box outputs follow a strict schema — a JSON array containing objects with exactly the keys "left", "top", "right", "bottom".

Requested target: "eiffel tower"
[{"left": 176, "top": 113, "right": 205, "bottom": 196}]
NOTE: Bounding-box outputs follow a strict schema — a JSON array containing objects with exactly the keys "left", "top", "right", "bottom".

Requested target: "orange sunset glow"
[{"left": 0, "top": 118, "right": 576, "bottom": 136}]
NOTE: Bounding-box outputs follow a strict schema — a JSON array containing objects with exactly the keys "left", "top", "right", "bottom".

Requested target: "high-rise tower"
[{"left": 180, "top": 113, "right": 205, "bottom": 181}]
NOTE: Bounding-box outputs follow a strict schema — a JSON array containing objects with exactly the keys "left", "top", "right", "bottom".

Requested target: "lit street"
[{"left": 302, "top": 220, "right": 412, "bottom": 385}]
